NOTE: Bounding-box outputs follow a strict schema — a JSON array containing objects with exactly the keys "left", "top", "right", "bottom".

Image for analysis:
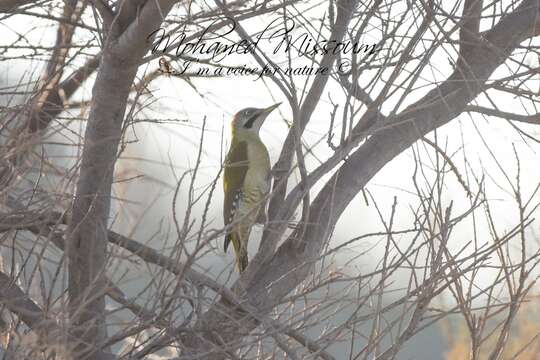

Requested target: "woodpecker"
[{"left": 223, "top": 103, "right": 281, "bottom": 272}]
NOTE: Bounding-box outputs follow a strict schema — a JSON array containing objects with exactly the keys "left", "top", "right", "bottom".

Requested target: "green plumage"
[
  {"left": 222, "top": 105, "right": 278, "bottom": 272},
  {"left": 223, "top": 137, "right": 271, "bottom": 272},
  {"left": 223, "top": 141, "right": 248, "bottom": 270}
]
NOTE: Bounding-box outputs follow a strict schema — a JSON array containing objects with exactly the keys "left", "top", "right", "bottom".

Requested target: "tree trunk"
[{"left": 67, "top": 52, "right": 137, "bottom": 359}]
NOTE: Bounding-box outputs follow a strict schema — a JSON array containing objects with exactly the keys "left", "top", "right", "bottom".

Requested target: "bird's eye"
[{"left": 244, "top": 109, "right": 252, "bottom": 116}]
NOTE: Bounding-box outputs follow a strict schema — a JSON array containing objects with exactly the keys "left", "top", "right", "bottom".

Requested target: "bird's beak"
[{"left": 262, "top": 102, "right": 281, "bottom": 114}]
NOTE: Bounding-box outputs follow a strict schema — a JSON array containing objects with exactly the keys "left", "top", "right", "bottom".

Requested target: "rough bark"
[
  {"left": 67, "top": 53, "right": 139, "bottom": 358},
  {"left": 66, "top": 1, "right": 176, "bottom": 358}
]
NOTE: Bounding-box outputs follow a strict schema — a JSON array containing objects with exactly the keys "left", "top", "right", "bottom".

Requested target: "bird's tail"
[{"left": 225, "top": 232, "right": 248, "bottom": 272}]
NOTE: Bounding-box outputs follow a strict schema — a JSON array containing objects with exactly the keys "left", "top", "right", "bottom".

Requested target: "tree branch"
[
  {"left": 465, "top": 105, "right": 540, "bottom": 125},
  {"left": 66, "top": 1, "right": 178, "bottom": 358},
  {"left": 0, "top": 271, "right": 53, "bottom": 332},
  {"left": 178, "top": 0, "right": 540, "bottom": 357},
  {"left": 0, "top": 0, "right": 34, "bottom": 13}
]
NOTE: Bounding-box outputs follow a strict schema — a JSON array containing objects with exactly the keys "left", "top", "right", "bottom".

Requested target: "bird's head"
[{"left": 232, "top": 103, "right": 281, "bottom": 134}]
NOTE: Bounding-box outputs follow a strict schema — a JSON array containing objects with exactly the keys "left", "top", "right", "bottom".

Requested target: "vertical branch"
[
  {"left": 66, "top": 52, "right": 139, "bottom": 358},
  {"left": 459, "top": 0, "right": 483, "bottom": 59},
  {"left": 28, "top": 0, "right": 88, "bottom": 133},
  {"left": 66, "top": 1, "right": 176, "bottom": 358},
  {"left": 0, "top": 1, "right": 95, "bottom": 189},
  {"left": 257, "top": 0, "right": 361, "bottom": 264}
]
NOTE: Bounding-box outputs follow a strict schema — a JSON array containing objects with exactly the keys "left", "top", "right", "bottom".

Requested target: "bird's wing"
[{"left": 223, "top": 141, "right": 248, "bottom": 251}]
